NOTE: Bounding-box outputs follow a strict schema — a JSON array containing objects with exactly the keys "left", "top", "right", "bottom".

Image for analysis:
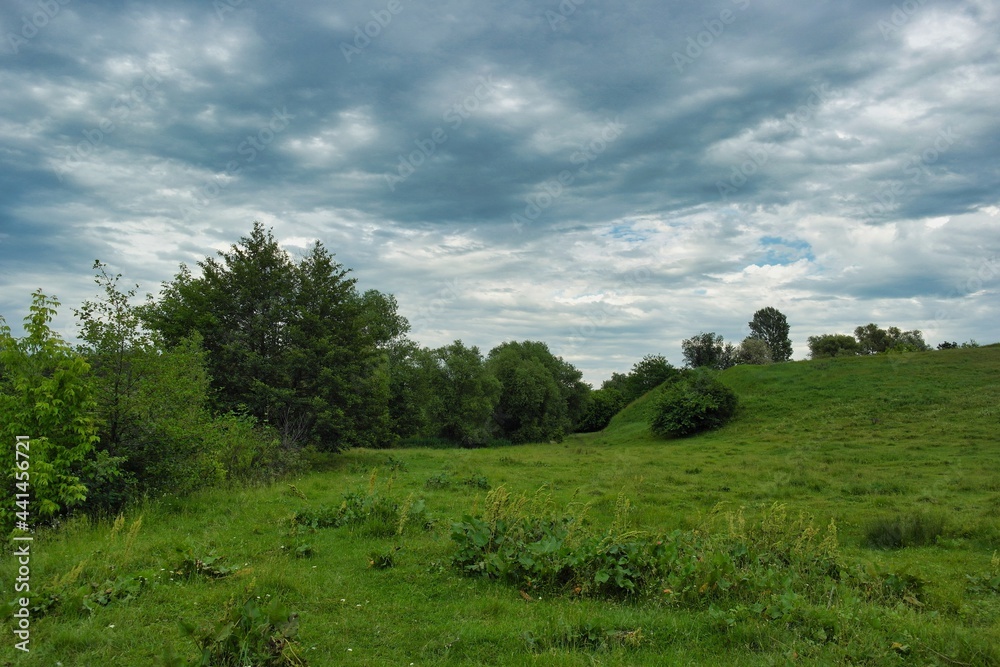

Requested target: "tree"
[
  {"left": 854, "top": 323, "right": 928, "bottom": 355},
  {"left": 717, "top": 342, "right": 739, "bottom": 370},
  {"left": 143, "top": 223, "right": 388, "bottom": 450},
  {"left": 487, "top": 341, "right": 587, "bottom": 444},
  {"left": 886, "top": 327, "right": 929, "bottom": 352},
  {"left": 807, "top": 334, "right": 860, "bottom": 359},
  {"left": 748, "top": 307, "right": 792, "bottom": 361},
  {"left": 623, "top": 354, "right": 679, "bottom": 401},
  {"left": 75, "top": 262, "right": 292, "bottom": 509},
  {"left": 681, "top": 332, "right": 725, "bottom": 369},
  {"left": 577, "top": 388, "right": 626, "bottom": 433},
  {"left": 737, "top": 337, "right": 772, "bottom": 365},
  {"left": 1, "top": 291, "right": 99, "bottom": 530},
  {"left": 649, "top": 369, "right": 738, "bottom": 438},
  {"left": 430, "top": 341, "right": 501, "bottom": 447}
]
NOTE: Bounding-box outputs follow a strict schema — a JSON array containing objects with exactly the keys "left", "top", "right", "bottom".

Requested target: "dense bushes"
[
  {"left": 0, "top": 291, "right": 98, "bottom": 531},
  {"left": 809, "top": 324, "right": 930, "bottom": 359},
  {"left": 649, "top": 369, "right": 738, "bottom": 438}
]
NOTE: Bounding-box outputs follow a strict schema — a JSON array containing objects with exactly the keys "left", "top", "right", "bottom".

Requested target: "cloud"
[{"left": 1, "top": 0, "right": 998, "bottom": 384}]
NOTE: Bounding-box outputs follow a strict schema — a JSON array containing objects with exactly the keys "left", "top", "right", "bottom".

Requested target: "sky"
[{"left": 1, "top": 0, "right": 998, "bottom": 386}]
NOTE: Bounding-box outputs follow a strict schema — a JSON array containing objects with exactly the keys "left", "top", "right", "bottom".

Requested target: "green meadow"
[{"left": 3, "top": 346, "right": 999, "bottom": 665}]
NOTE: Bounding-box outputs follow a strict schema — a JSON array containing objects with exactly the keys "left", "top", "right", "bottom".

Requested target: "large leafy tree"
[
  {"left": 748, "top": 307, "right": 793, "bottom": 362},
  {"left": 854, "top": 323, "right": 928, "bottom": 354},
  {"left": 487, "top": 340, "right": 588, "bottom": 443},
  {"left": 143, "top": 223, "right": 391, "bottom": 450},
  {"left": 681, "top": 332, "right": 726, "bottom": 369},
  {"left": 430, "top": 341, "right": 500, "bottom": 446},
  {"left": 808, "top": 334, "right": 861, "bottom": 359}
]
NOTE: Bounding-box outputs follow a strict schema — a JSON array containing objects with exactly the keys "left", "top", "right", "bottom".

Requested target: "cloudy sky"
[{"left": 1, "top": 0, "right": 998, "bottom": 384}]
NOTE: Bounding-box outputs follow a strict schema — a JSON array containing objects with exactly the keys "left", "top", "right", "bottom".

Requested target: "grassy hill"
[{"left": 2, "top": 347, "right": 999, "bottom": 665}]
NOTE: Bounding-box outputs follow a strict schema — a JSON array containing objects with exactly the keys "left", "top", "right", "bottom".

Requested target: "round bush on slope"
[{"left": 649, "top": 369, "right": 738, "bottom": 437}]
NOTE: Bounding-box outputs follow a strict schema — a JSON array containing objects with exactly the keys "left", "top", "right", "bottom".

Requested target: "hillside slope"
[
  {"left": 2, "top": 346, "right": 998, "bottom": 666},
  {"left": 607, "top": 345, "right": 1000, "bottom": 449}
]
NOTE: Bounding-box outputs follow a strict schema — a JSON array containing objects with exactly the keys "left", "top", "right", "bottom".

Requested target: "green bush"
[
  {"left": 649, "top": 369, "right": 738, "bottom": 438},
  {"left": 1, "top": 291, "right": 99, "bottom": 531}
]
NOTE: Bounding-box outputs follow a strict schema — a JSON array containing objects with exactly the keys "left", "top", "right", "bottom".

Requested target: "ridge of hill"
[{"left": 607, "top": 345, "right": 1000, "bottom": 446}]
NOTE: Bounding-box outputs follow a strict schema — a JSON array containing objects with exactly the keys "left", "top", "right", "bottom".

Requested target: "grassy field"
[{"left": 3, "top": 346, "right": 999, "bottom": 665}]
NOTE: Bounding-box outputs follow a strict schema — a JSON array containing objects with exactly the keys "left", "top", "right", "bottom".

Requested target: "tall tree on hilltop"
[{"left": 748, "top": 307, "right": 793, "bottom": 362}]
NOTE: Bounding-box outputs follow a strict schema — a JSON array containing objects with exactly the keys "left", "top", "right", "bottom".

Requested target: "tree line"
[{"left": 0, "top": 223, "right": 972, "bottom": 528}]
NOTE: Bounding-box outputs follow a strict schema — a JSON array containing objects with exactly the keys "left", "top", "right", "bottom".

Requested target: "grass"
[{"left": 2, "top": 346, "right": 1000, "bottom": 665}]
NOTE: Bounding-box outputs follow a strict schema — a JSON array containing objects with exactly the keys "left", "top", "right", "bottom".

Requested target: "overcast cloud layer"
[{"left": 1, "top": 0, "right": 998, "bottom": 384}]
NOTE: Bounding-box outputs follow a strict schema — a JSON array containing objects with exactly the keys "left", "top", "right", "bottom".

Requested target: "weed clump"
[
  {"left": 864, "top": 512, "right": 948, "bottom": 549},
  {"left": 451, "top": 488, "right": 842, "bottom": 608},
  {"left": 167, "top": 594, "right": 305, "bottom": 666}
]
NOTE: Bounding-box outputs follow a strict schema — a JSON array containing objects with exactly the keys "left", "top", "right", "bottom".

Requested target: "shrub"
[
  {"left": 649, "top": 370, "right": 738, "bottom": 438},
  {"left": 576, "top": 388, "right": 626, "bottom": 433},
  {"left": 807, "top": 334, "right": 860, "bottom": 359},
  {"left": 1, "top": 291, "right": 99, "bottom": 530}
]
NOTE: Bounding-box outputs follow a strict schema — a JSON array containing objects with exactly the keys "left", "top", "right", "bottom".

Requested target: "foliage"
[
  {"left": 171, "top": 596, "right": 306, "bottom": 667},
  {"left": 430, "top": 341, "right": 501, "bottom": 447},
  {"left": 864, "top": 512, "right": 948, "bottom": 549},
  {"left": 577, "top": 388, "right": 627, "bottom": 432},
  {"left": 622, "top": 355, "right": 678, "bottom": 402},
  {"left": 368, "top": 545, "right": 401, "bottom": 570},
  {"left": 748, "top": 307, "right": 793, "bottom": 361},
  {"left": 487, "top": 340, "right": 588, "bottom": 444},
  {"left": 807, "top": 334, "right": 861, "bottom": 359},
  {"left": 172, "top": 550, "right": 241, "bottom": 579},
  {"left": 143, "top": 222, "right": 395, "bottom": 451},
  {"left": 291, "top": 483, "right": 428, "bottom": 538},
  {"left": 0, "top": 291, "right": 98, "bottom": 530},
  {"left": 736, "top": 337, "right": 772, "bottom": 365},
  {"left": 854, "top": 323, "right": 929, "bottom": 354},
  {"left": 680, "top": 332, "right": 726, "bottom": 369},
  {"left": 649, "top": 369, "right": 738, "bottom": 438},
  {"left": 451, "top": 489, "right": 843, "bottom": 610},
  {"left": 75, "top": 262, "right": 298, "bottom": 507}
]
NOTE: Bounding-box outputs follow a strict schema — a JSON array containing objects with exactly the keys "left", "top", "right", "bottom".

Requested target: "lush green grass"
[{"left": 3, "top": 346, "right": 1000, "bottom": 665}]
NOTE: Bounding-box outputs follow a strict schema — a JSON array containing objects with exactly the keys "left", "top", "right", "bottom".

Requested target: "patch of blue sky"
[
  {"left": 602, "top": 223, "right": 648, "bottom": 243},
  {"left": 759, "top": 236, "right": 815, "bottom": 265}
]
